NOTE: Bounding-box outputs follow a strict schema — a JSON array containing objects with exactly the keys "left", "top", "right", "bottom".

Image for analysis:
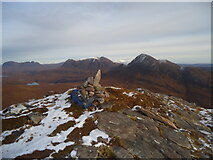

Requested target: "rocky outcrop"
[
  {"left": 78, "top": 70, "right": 109, "bottom": 105},
  {"left": 28, "top": 112, "right": 46, "bottom": 124},
  {"left": 2, "top": 104, "right": 27, "bottom": 116}
]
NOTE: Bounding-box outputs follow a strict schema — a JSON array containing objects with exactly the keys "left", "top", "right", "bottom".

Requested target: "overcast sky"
[{"left": 2, "top": 2, "right": 211, "bottom": 64}]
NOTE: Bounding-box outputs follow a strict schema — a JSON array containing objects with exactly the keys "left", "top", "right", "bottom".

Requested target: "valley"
[{"left": 2, "top": 54, "right": 212, "bottom": 109}]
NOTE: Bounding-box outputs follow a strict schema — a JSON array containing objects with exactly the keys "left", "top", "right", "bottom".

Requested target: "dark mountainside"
[
  {"left": 2, "top": 54, "right": 212, "bottom": 109},
  {"left": 3, "top": 61, "right": 44, "bottom": 73},
  {"left": 104, "top": 54, "right": 212, "bottom": 108},
  {"left": 0, "top": 70, "right": 212, "bottom": 159},
  {"left": 2, "top": 61, "right": 64, "bottom": 74}
]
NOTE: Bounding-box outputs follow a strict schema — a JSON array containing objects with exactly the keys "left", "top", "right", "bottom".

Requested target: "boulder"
[
  {"left": 87, "top": 77, "right": 94, "bottom": 85},
  {"left": 94, "top": 70, "right": 101, "bottom": 86},
  {"left": 75, "top": 146, "right": 97, "bottom": 158},
  {"left": 81, "top": 89, "right": 88, "bottom": 97},
  {"left": 88, "top": 91, "right": 95, "bottom": 97},
  {"left": 28, "top": 112, "right": 46, "bottom": 124},
  {"left": 86, "top": 86, "right": 95, "bottom": 92},
  {"left": 9, "top": 104, "right": 27, "bottom": 115},
  {"left": 104, "top": 92, "right": 110, "bottom": 98},
  {"left": 96, "top": 93, "right": 105, "bottom": 98},
  {"left": 83, "top": 81, "right": 88, "bottom": 87}
]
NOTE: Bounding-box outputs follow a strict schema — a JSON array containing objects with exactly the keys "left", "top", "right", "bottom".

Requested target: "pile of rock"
[{"left": 79, "top": 70, "right": 109, "bottom": 104}]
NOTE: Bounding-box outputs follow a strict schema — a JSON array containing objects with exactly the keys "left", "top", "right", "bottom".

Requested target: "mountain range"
[{"left": 2, "top": 54, "right": 212, "bottom": 109}]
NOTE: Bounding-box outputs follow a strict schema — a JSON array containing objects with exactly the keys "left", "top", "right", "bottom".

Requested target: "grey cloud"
[{"left": 2, "top": 2, "right": 211, "bottom": 64}]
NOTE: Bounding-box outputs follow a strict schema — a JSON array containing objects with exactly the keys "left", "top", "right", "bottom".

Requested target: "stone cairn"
[{"left": 78, "top": 70, "right": 109, "bottom": 105}]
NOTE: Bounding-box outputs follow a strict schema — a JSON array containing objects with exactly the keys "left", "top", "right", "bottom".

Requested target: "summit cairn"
[{"left": 79, "top": 69, "right": 109, "bottom": 105}]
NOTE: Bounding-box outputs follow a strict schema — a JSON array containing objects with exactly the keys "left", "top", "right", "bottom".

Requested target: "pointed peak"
[{"left": 129, "top": 53, "right": 157, "bottom": 65}]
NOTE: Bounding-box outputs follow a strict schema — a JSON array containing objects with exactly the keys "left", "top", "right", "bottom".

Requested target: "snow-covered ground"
[
  {"left": 0, "top": 89, "right": 109, "bottom": 158},
  {"left": 82, "top": 128, "right": 111, "bottom": 147},
  {"left": 199, "top": 109, "right": 213, "bottom": 128}
]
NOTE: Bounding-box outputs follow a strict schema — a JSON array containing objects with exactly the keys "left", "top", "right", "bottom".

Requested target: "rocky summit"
[
  {"left": 0, "top": 78, "right": 212, "bottom": 158},
  {"left": 77, "top": 69, "right": 109, "bottom": 106}
]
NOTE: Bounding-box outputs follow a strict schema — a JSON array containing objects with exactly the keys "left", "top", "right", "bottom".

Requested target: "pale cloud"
[{"left": 2, "top": 2, "right": 211, "bottom": 64}]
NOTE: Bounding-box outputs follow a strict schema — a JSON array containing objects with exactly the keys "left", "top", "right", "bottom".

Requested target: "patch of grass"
[
  {"left": 64, "top": 103, "right": 84, "bottom": 118},
  {"left": 2, "top": 130, "right": 24, "bottom": 144},
  {"left": 2, "top": 116, "right": 29, "bottom": 132},
  {"left": 127, "top": 115, "right": 137, "bottom": 121},
  {"left": 110, "top": 136, "right": 124, "bottom": 148},
  {"left": 65, "top": 117, "right": 97, "bottom": 144},
  {"left": 68, "top": 90, "right": 72, "bottom": 95},
  {"left": 16, "top": 149, "right": 54, "bottom": 159},
  {"left": 104, "top": 88, "right": 163, "bottom": 112},
  {"left": 30, "top": 107, "right": 48, "bottom": 113},
  {"left": 51, "top": 145, "right": 74, "bottom": 158},
  {"left": 48, "top": 120, "right": 75, "bottom": 137},
  {"left": 97, "top": 146, "right": 116, "bottom": 158}
]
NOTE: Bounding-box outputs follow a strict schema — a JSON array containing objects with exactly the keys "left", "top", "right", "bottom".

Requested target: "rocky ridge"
[{"left": 0, "top": 75, "right": 212, "bottom": 158}]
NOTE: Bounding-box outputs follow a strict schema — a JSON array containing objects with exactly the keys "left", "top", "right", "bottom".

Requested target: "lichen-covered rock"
[{"left": 74, "top": 146, "right": 97, "bottom": 158}]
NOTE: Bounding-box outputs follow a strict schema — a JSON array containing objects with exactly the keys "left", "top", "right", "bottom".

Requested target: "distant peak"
[
  {"left": 129, "top": 53, "right": 157, "bottom": 65},
  {"left": 136, "top": 54, "right": 149, "bottom": 62}
]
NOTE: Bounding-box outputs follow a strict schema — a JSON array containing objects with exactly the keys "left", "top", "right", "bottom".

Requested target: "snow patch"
[
  {"left": 0, "top": 90, "right": 103, "bottom": 158},
  {"left": 132, "top": 105, "right": 142, "bottom": 111},
  {"left": 199, "top": 109, "right": 213, "bottom": 127},
  {"left": 108, "top": 86, "right": 121, "bottom": 90},
  {"left": 10, "top": 104, "right": 27, "bottom": 114},
  {"left": 136, "top": 88, "right": 145, "bottom": 94},
  {"left": 82, "top": 129, "right": 111, "bottom": 146},
  {"left": 154, "top": 139, "right": 160, "bottom": 144},
  {"left": 199, "top": 138, "right": 211, "bottom": 149},
  {"left": 70, "top": 150, "right": 77, "bottom": 158},
  {"left": 134, "top": 54, "right": 147, "bottom": 63},
  {"left": 137, "top": 117, "right": 143, "bottom": 120},
  {"left": 123, "top": 92, "right": 136, "bottom": 97},
  {"left": 199, "top": 130, "right": 211, "bottom": 136}
]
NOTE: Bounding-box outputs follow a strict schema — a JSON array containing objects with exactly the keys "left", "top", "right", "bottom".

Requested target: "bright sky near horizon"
[{"left": 2, "top": 2, "right": 212, "bottom": 64}]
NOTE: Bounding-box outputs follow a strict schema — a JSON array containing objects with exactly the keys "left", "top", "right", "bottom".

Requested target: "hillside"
[
  {"left": 0, "top": 86, "right": 212, "bottom": 158},
  {"left": 104, "top": 54, "right": 211, "bottom": 108}
]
